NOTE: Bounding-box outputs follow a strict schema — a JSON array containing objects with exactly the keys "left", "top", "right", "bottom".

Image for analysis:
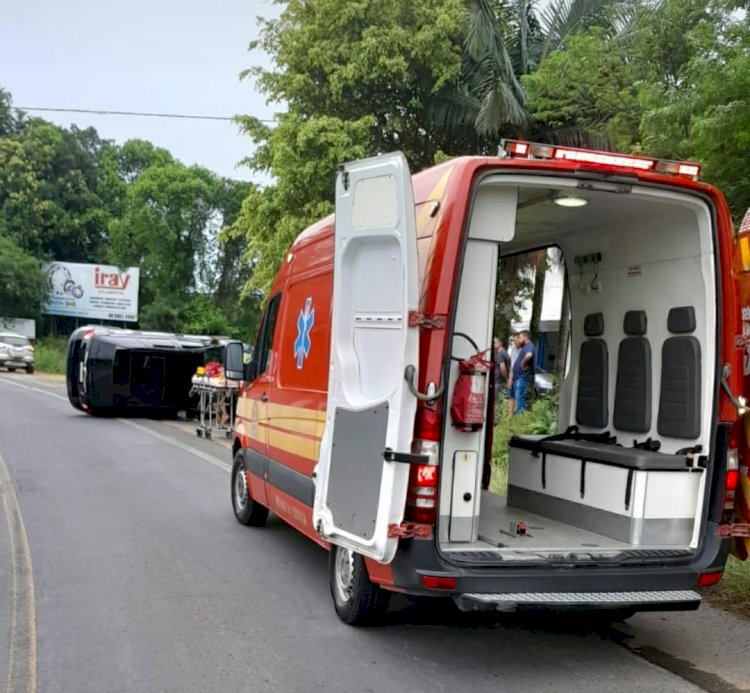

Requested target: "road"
[{"left": 0, "top": 374, "right": 746, "bottom": 693}]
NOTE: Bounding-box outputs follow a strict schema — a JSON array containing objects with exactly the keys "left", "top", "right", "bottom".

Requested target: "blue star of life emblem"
[{"left": 294, "top": 297, "right": 315, "bottom": 369}]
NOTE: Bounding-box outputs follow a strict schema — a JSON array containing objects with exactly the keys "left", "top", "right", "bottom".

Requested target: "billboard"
[{"left": 42, "top": 262, "right": 140, "bottom": 322}]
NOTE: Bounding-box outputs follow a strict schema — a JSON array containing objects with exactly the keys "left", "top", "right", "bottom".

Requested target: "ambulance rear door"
[
  {"left": 732, "top": 208, "right": 750, "bottom": 559},
  {"left": 313, "top": 152, "right": 420, "bottom": 564}
]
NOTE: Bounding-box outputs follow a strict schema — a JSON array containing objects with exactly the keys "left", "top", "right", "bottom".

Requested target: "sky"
[{"left": 0, "top": 0, "right": 280, "bottom": 181}]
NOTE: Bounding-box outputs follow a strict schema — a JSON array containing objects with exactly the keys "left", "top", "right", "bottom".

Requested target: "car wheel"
[
  {"left": 7, "top": 367, "right": 15, "bottom": 373},
  {"left": 26, "top": 364, "right": 35, "bottom": 374},
  {"left": 329, "top": 545, "right": 391, "bottom": 626},
  {"left": 231, "top": 451, "right": 268, "bottom": 527}
]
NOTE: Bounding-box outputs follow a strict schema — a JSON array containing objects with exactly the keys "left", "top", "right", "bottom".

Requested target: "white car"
[{"left": 0, "top": 333, "right": 35, "bottom": 373}]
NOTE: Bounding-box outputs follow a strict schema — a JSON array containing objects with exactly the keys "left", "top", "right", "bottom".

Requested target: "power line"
[{"left": 14, "top": 106, "right": 277, "bottom": 124}]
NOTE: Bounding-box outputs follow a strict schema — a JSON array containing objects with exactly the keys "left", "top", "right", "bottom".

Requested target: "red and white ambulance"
[{"left": 223, "top": 142, "right": 750, "bottom": 625}]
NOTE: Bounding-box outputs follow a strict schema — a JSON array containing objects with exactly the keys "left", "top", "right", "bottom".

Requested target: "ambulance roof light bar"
[{"left": 499, "top": 139, "right": 701, "bottom": 180}]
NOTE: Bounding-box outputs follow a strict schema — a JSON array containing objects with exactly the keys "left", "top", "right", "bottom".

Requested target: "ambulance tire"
[
  {"left": 231, "top": 452, "right": 269, "bottom": 527},
  {"left": 329, "top": 545, "right": 391, "bottom": 626}
]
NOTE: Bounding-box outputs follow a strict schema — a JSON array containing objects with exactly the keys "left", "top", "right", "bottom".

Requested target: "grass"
[
  {"left": 488, "top": 395, "right": 558, "bottom": 495},
  {"left": 34, "top": 336, "right": 68, "bottom": 375},
  {"left": 703, "top": 555, "right": 750, "bottom": 617}
]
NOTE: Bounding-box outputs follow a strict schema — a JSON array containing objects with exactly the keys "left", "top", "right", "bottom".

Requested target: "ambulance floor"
[{"left": 444, "top": 491, "right": 634, "bottom": 553}]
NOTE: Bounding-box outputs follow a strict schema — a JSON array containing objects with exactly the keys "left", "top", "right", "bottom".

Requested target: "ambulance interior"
[{"left": 439, "top": 173, "right": 716, "bottom": 564}]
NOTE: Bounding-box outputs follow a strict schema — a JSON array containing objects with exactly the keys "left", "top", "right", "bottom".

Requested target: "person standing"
[
  {"left": 493, "top": 336, "right": 511, "bottom": 406},
  {"left": 510, "top": 330, "right": 536, "bottom": 414}
]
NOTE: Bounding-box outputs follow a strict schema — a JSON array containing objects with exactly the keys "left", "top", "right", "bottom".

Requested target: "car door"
[{"left": 313, "top": 152, "right": 420, "bottom": 564}]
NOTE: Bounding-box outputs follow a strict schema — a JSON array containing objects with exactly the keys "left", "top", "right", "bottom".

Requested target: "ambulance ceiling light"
[{"left": 553, "top": 194, "right": 589, "bottom": 208}]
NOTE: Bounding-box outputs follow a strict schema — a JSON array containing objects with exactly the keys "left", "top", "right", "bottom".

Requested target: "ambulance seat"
[
  {"left": 613, "top": 310, "right": 651, "bottom": 433},
  {"left": 657, "top": 307, "right": 701, "bottom": 439},
  {"left": 576, "top": 313, "right": 608, "bottom": 428}
]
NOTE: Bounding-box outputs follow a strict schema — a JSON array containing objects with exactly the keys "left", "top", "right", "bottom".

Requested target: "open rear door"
[
  {"left": 733, "top": 208, "right": 750, "bottom": 559},
  {"left": 313, "top": 152, "right": 419, "bottom": 563}
]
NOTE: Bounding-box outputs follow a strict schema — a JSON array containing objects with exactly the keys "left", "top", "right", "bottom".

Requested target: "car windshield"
[{"left": 1, "top": 335, "right": 30, "bottom": 347}]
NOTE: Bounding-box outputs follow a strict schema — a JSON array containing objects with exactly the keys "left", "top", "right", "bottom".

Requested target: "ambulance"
[{"left": 223, "top": 141, "right": 750, "bottom": 625}]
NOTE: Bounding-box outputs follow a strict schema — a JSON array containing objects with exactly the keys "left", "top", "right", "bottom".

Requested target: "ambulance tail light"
[
  {"left": 724, "top": 421, "right": 745, "bottom": 516},
  {"left": 698, "top": 571, "right": 723, "bottom": 587},
  {"left": 405, "top": 440, "right": 439, "bottom": 525}
]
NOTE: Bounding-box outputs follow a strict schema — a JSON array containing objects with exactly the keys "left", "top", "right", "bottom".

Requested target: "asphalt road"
[{"left": 0, "top": 374, "right": 736, "bottom": 693}]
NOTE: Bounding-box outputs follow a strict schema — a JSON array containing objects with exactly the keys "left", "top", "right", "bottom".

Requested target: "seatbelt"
[
  {"left": 529, "top": 425, "right": 616, "bottom": 456},
  {"left": 633, "top": 437, "right": 661, "bottom": 452}
]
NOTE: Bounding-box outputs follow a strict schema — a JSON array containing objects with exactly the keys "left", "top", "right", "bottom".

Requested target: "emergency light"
[{"left": 500, "top": 139, "right": 701, "bottom": 181}]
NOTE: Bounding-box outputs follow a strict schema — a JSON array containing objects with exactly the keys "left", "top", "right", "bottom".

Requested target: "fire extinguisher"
[{"left": 450, "top": 333, "right": 493, "bottom": 432}]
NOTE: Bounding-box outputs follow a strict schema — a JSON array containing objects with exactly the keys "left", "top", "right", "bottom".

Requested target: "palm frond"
[{"left": 539, "top": 0, "right": 621, "bottom": 59}]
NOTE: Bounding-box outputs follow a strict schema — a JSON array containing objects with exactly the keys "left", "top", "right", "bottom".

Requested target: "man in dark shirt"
[
  {"left": 510, "top": 330, "right": 535, "bottom": 414},
  {"left": 493, "top": 336, "right": 510, "bottom": 406}
]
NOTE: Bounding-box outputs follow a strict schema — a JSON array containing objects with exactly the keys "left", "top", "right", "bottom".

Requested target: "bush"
[
  {"left": 489, "top": 396, "right": 558, "bottom": 494},
  {"left": 34, "top": 336, "right": 68, "bottom": 375}
]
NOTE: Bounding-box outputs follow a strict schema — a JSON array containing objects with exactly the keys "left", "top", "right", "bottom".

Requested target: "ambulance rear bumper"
[{"left": 453, "top": 589, "right": 701, "bottom": 613}]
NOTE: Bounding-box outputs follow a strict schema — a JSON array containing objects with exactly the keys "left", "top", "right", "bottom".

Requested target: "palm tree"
[{"left": 429, "top": 0, "right": 643, "bottom": 142}]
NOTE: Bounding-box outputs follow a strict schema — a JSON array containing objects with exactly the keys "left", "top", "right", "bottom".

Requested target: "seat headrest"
[
  {"left": 668, "top": 306, "right": 696, "bottom": 334},
  {"left": 584, "top": 313, "right": 604, "bottom": 337},
  {"left": 623, "top": 310, "right": 647, "bottom": 336}
]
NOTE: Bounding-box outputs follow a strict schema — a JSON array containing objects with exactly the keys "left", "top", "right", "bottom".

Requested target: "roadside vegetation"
[
  {"left": 704, "top": 558, "right": 750, "bottom": 618},
  {"left": 34, "top": 337, "right": 67, "bottom": 375},
  {"left": 490, "top": 395, "right": 558, "bottom": 494}
]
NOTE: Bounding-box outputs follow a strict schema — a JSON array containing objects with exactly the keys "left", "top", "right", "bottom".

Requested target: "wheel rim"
[
  {"left": 234, "top": 465, "right": 248, "bottom": 512},
  {"left": 333, "top": 547, "right": 355, "bottom": 604}
]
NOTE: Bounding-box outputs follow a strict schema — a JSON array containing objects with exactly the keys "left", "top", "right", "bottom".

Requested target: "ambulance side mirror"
[{"left": 224, "top": 341, "right": 245, "bottom": 381}]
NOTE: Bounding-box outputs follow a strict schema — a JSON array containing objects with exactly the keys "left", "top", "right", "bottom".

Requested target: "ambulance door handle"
[
  {"left": 260, "top": 393, "right": 269, "bottom": 402},
  {"left": 404, "top": 365, "right": 445, "bottom": 402}
]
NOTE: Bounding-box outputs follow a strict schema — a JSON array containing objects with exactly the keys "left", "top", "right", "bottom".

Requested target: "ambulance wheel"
[
  {"left": 329, "top": 545, "right": 391, "bottom": 626},
  {"left": 231, "top": 452, "right": 268, "bottom": 527}
]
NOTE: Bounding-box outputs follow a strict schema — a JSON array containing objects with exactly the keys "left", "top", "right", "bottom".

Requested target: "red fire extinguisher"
[{"left": 450, "top": 349, "right": 493, "bottom": 432}]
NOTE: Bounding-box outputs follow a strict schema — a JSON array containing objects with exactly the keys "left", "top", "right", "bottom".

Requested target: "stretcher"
[{"left": 190, "top": 375, "right": 239, "bottom": 439}]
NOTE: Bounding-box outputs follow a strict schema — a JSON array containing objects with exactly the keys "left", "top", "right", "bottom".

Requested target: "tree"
[
  {"left": 431, "top": 0, "right": 639, "bottom": 142},
  {"left": 0, "top": 233, "right": 46, "bottom": 319},
  {"left": 247, "top": 0, "right": 466, "bottom": 169},
  {"left": 0, "top": 88, "right": 19, "bottom": 137},
  {"left": 522, "top": 28, "right": 642, "bottom": 150},
  {"left": 0, "top": 119, "right": 120, "bottom": 263},
  {"left": 236, "top": 0, "right": 469, "bottom": 292},
  {"left": 637, "top": 1, "right": 750, "bottom": 219},
  {"left": 234, "top": 114, "right": 374, "bottom": 291},
  {"left": 108, "top": 162, "right": 220, "bottom": 331}
]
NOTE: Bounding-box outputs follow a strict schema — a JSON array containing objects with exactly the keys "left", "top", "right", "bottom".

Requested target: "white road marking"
[
  {"left": 0, "top": 452, "right": 37, "bottom": 693},
  {"left": 118, "top": 420, "right": 231, "bottom": 473},
  {"left": 0, "top": 377, "right": 28, "bottom": 390},
  {"left": 0, "top": 377, "right": 66, "bottom": 402},
  {"left": 30, "top": 387, "right": 67, "bottom": 402},
  {"left": 0, "top": 374, "right": 231, "bottom": 473}
]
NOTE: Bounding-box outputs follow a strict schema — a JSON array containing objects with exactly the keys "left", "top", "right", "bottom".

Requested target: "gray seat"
[
  {"left": 657, "top": 307, "right": 701, "bottom": 439},
  {"left": 541, "top": 439, "right": 688, "bottom": 471},
  {"left": 576, "top": 313, "right": 608, "bottom": 428},
  {"left": 613, "top": 310, "right": 651, "bottom": 433}
]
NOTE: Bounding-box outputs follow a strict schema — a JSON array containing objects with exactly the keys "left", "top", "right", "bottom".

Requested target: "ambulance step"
[{"left": 454, "top": 590, "right": 701, "bottom": 612}]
